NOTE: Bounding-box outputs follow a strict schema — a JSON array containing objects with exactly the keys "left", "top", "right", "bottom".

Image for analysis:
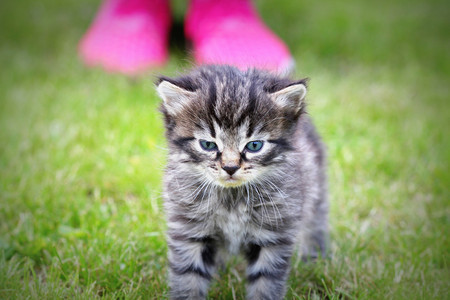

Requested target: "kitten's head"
[{"left": 157, "top": 66, "right": 307, "bottom": 188}]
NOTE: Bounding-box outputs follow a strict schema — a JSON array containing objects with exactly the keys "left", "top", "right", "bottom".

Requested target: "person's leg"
[
  {"left": 185, "top": 0, "right": 294, "bottom": 74},
  {"left": 79, "top": 0, "right": 171, "bottom": 75}
]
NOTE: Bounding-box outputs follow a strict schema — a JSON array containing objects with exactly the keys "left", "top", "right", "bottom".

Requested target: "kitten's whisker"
[
  {"left": 252, "top": 184, "right": 269, "bottom": 233},
  {"left": 257, "top": 181, "right": 282, "bottom": 230},
  {"left": 256, "top": 177, "right": 285, "bottom": 224},
  {"left": 176, "top": 176, "right": 203, "bottom": 192},
  {"left": 263, "top": 180, "right": 284, "bottom": 228},
  {"left": 189, "top": 178, "right": 209, "bottom": 198},
  {"left": 185, "top": 178, "right": 210, "bottom": 207},
  {"left": 192, "top": 178, "right": 216, "bottom": 223},
  {"left": 249, "top": 184, "right": 255, "bottom": 213},
  {"left": 244, "top": 183, "right": 251, "bottom": 208},
  {"left": 259, "top": 183, "right": 280, "bottom": 229},
  {"left": 263, "top": 178, "right": 288, "bottom": 198},
  {"left": 244, "top": 183, "right": 252, "bottom": 233},
  {"left": 205, "top": 180, "right": 215, "bottom": 218}
]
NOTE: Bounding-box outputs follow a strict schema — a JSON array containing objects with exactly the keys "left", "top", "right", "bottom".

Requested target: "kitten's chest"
[{"left": 213, "top": 202, "right": 250, "bottom": 254}]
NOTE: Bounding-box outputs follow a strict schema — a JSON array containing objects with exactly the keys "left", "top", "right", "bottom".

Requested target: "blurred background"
[{"left": 0, "top": 0, "right": 448, "bottom": 298}]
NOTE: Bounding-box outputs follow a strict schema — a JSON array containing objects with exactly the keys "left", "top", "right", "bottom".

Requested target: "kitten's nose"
[{"left": 222, "top": 165, "right": 240, "bottom": 176}]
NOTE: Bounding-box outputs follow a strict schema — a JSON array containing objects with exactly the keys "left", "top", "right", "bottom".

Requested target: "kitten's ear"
[
  {"left": 157, "top": 80, "right": 196, "bottom": 115},
  {"left": 270, "top": 82, "right": 307, "bottom": 114}
]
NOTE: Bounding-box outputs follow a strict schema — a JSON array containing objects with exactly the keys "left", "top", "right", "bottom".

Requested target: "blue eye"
[
  {"left": 245, "top": 141, "right": 264, "bottom": 152},
  {"left": 200, "top": 140, "right": 218, "bottom": 151}
]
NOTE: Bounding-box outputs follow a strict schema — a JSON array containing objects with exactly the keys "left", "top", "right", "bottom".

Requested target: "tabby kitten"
[{"left": 157, "top": 65, "right": 327, "bottom": 300}]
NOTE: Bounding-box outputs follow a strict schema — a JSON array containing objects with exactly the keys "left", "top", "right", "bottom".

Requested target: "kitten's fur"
[{"left": 157, "top": 65, "right": 327, "bottom": 300}]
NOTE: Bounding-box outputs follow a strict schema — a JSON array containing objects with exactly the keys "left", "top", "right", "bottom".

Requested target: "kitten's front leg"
[
  {"left": 245, "top": 242, "right": 294, "bottom": 300},
  {"left": 167, "top": 234, "right": 217, "bottom": 300}
]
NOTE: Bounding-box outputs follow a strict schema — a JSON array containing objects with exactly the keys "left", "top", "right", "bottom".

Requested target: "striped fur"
[{"left": 157, "top": 66, "right": 328, "bottom": 300}]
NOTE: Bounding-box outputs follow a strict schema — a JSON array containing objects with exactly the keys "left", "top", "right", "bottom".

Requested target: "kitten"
[{"left": 157, "top": 65, "right": 328, "bottom": 300}]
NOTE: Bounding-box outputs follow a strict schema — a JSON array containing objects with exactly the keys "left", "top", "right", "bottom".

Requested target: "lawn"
[{"left": 0, "top": 0, "right": 448, "bottom": 299}]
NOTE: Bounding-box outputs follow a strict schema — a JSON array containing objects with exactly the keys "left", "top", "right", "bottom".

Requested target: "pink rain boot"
[
  {"left": 79, "top": 0, "right": 171, "bottom": 75},
  {"left": 185, "top": 0, "right": 294, "bottom": 74}
]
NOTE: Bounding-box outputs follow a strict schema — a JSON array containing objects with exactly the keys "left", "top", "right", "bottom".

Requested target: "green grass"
[{"left": 0, "top": 0, "right": 448, "bottom": 298}]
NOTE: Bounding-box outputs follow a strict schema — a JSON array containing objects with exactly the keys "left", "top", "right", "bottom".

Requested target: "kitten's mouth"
[{"left": 219, "top": 176, "right": 244, "bottom": 187}]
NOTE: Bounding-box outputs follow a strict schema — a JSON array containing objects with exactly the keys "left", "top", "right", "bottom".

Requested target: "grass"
[{"left": 0, "top": 0, "right": 448, "bottom": 298}]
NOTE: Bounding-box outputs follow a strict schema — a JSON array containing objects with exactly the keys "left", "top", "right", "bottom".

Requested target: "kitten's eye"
[
  {"left": 245, "top": 141, "right": 264, "bottom": 152},
  {"left": 199, "top": 140, "right": 218, "bottom": 151}
]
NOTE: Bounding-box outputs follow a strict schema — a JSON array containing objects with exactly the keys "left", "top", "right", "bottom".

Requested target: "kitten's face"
[
  {"left": 191, "top": 121, "right": 276, "bottom": 187},
  {"left": 157, "top": 66, "right": 307, "bottom": 188}
]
